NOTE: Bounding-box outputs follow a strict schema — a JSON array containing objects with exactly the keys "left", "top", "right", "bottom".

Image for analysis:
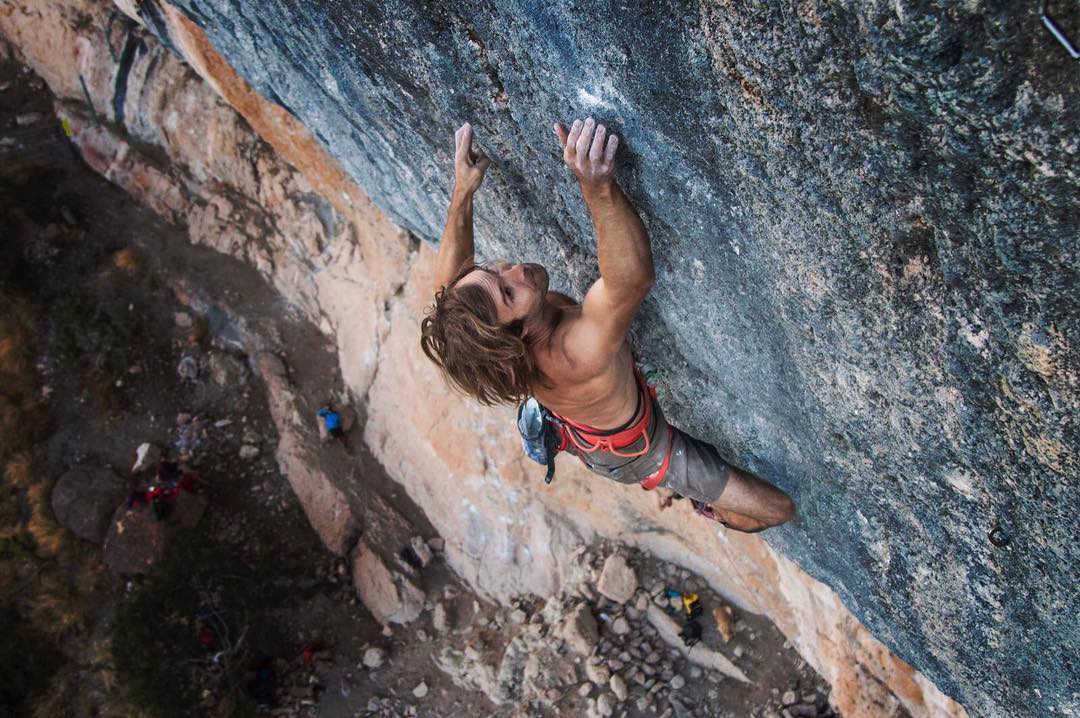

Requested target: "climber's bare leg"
[{"left": 710, "top": 467, "right": 795, "bottom": 533}]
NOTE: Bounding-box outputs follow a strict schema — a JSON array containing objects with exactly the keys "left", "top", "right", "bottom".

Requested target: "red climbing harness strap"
[
  {"left": 554, "top": 370, "right": 655, "bottom": 458},
  {"left": 639, "top": 425, "right": 674, "bottom": 490}
]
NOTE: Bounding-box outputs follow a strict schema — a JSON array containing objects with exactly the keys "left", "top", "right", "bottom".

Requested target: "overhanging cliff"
[
  {"left": 4, "top": 0, "right": 1077, "bottom": 715},
  {"left": 136, "top": 3, "right": 1076, "bottom": 714}
]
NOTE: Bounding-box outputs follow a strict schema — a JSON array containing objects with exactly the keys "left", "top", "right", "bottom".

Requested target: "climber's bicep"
[{"left": 561, "top": 277, "right": 647, "bottom": 374}]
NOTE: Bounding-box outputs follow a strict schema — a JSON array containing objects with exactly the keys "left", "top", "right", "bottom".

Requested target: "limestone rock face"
[
  {"left": 351, "top": 540, "right": 425, "bottom": 625},
  {"left": 136, "top": 2, "right": 1076, "bottom": 715},
  {"left": 51, "top": 467, "right": 128, "bottom": 542}
]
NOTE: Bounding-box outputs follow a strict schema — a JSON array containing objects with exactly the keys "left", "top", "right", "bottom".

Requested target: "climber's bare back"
[{"left": 530, "top": 293, "right": 642, "bottom": 430}]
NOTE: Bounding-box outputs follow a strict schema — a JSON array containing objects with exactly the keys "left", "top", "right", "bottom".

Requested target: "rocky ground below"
[{"left": 1, "top": 51, "right": 840, "bottom": 718}]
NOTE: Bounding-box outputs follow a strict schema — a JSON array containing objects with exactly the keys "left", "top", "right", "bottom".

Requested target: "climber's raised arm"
[
  {"left": 554, "top": 118, "right": 655, "bottom": 372},
  {"left": 433, "top": 122, "right": 491, "bottom": 291}
]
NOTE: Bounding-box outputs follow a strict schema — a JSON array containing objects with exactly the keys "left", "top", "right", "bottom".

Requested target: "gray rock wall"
[{"left": 143, "top": 1, "right": 1077, "bottom": 715}]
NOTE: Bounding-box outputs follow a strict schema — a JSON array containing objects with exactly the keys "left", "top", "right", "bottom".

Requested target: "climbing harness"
[
  {"left": 518, "top": 368, "right": 677, "bottom": 489},
  {"left": 554, "top": 369, "right": 654, "bottom": 458}
]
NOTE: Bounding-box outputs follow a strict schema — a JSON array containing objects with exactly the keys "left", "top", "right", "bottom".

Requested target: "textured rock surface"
[
  {"left": 351, "top": 540, "right": 425, "bottom": 625},
  {"left": 51, "top": 467, "right": 128, "bottom": 542},
  {"left": 136, "top": 2, "right": 1075, "bottom": 715},
  {"left": 596, "top": 553, "right": 638, "bottom": 604},
  {"left": 102, "top": 491, "right": 207, "bottom": 574},
  {"left": 560, "top": 601, "right": 600, "bottom": 656},
  {"left": 254, "top": 352, "right": 358, "bottom": 554},
  {"left": 5, "top": 1, "right": 1076, "bottom": 716}
]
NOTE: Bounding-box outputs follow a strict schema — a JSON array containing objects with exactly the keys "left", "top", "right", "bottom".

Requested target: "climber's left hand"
[{"left": 453, "top": 122, "right": 490, "bottom": 196}]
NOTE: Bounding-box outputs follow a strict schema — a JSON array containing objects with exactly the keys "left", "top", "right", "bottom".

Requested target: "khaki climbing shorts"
[{"left": 564, "top": 392, "right": 733, "bottom": 505}]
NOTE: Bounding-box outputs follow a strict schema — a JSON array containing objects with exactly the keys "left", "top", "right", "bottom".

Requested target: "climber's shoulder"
[
  {"left": 538, "top": 302, "right": 627, "bottom": 378},
  {"left": 531, "top": 335, "right": 636, "bottom": 426}
]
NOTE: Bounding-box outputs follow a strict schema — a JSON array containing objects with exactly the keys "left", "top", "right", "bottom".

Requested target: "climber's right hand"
[
  {"left": 554, "top": 117, "right": 619, "bottom": 192},
  {"left": 453, "top": 122, "right": 490, "bottom": 197}
]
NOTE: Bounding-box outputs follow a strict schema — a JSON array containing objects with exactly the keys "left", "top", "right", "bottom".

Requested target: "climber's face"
[{"left": 456, "top": 261, "right": 549, "bottom": 332}]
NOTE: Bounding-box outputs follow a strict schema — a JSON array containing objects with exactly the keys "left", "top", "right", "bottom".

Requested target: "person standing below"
[{"left": 420, "top": 119, "right": 794, "bottom": 532}]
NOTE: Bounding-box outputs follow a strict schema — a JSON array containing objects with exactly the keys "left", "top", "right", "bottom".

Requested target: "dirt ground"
[{"left": 0, "top": 53, "right": 840, "bottom": 718}]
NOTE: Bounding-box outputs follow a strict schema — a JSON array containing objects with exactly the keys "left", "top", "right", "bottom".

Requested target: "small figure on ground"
[
  {"left": 317, "top": 405, "right": 344, "bottom": 439},
  {"left": 125, "top": 450, "right": 202, "bottom": 520},
  {"left": 317, "top": 404, "right": 351, "bottom": 453},
  {"left": 420, "top": 119, "right": 795, "bottom": 532}
]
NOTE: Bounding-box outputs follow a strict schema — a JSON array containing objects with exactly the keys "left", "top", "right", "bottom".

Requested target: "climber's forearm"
[
  {"left": 582, "top": 179, "right": 655, "bottom": 294},
  {"left": 434, "top": 189, "right": 475, "bottom": 290}
]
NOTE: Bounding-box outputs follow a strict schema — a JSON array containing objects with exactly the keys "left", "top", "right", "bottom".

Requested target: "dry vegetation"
[{"left": 0, "top": 290, "right": 122, "bottom": 716}]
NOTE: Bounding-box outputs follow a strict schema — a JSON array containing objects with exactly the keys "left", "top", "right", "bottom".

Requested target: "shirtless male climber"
[{"left": 420, "top": 118, "right": 795, "bottom": 533}]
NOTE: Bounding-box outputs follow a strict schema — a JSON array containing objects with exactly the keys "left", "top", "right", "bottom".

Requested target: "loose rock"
[
  {"left": 177, "top": 355, "right": 199, "bottom": 381},
  {"left": 610, "top": 674, "right": 629, "bottom": 701},
  {"left": 597, "top": 553, "right": 638, "bottom": 604},
  {"left": 410, "top": 535, "right": 433, "bottom": 567},
  {"left": 362, "top": 646, "right": 387, "bottom": 668},
  {"left": 560, "top": 602, "right": 599, "bottom": 656},
  {"left": 432, "top": 602, "right": 449, "bottom": 632},
  {"left": 131, "top": 442, "right": 161, "bottom": 474},
  {"left": 585, "top": 660, "right": 611, "bottom": 685}
]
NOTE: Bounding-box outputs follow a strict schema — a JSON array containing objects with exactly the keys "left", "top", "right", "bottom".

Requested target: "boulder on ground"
[
  {"left": 352, "top": 540, "right": 425, "bottom": 624},
  {"left": 177, "top": 355, "right": 199, "bottom": 381},
  {"left": 51, "top": 466, "right": 128, "bottom": 542},
  {"left": 560, "top": 602, "right": 599, "bottom": 656},
  {"left": 103, "top": 490, "right": 208, "bottom": 574},
  {"left": 172, "top": 489, "right": 209, "bottom": 528},
  {"left": 104, "top": 504, "right": 169, "bottom": 574},
  {"left": 597, "top": 554, "right": 637, "bottom": 604},
  {"left": 208, "top": 351, "right": 249, "bottom": 387}
]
